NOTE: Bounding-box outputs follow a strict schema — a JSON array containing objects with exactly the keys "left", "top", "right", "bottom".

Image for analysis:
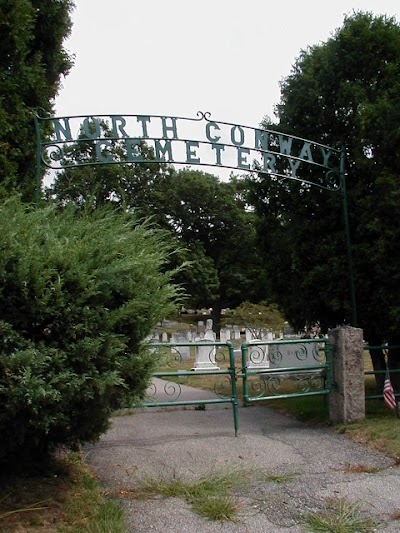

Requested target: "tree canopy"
[
  {"left": 50, "top": 155, "right": 270, "bottom": 331},
  {"left": 0, "top": 0, "right": 74, "bottom": 201},
  {"left": 248, "top": 11, "right": 400, "bottom": 338},
  {"left": 150, "top": 169, "right": 269, "bottom": 331},
  {"left": 246, "top": 11, "right": 400, "bottom": 385}
]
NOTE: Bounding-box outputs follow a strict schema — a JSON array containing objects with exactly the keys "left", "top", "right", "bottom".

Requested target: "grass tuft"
[
  {"left": 132, "top": 467, "right": 246, "bottom": 521},
  {"left": 262, "top": 472, "right": 297, "bottom": 484},
  {"left": 192, "top": 495, "right": 238, "bottom": 521},
  {"left": 303, "top": 497, "right": 378, "bottom": 533}
]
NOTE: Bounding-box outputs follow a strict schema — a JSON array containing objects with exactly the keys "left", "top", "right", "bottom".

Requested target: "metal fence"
[
  {"left": 143, "top": 338, "right": 333, "bottom": 432},
  {"left": 364, "top": 344, "right": 400, "bottom": 402},
  {"left": 140, "top": 338, "right": 400, "bottom": 430},
  {"left": 240, "top": 338, "right": 332, "bottom": 405},
  {"left": 144, "top": 341, "right": 239, "bottom": 435}
]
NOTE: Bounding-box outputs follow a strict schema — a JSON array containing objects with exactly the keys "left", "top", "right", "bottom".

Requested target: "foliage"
[
  {"left": 51, "top": 161, "right": 270, "bottom": 332},
  {"left": 247, "top": 12, "right": 400, "bottom": 350},
  {"left": 0, "top": 198, "right": 182, "bottom": 464},
  {"left": 0, "top": 0, "right": 74, "bottom": 201},
  {"left": 48, "top": 120, "right": 172, "bottom": 211},
  {"left": 227, "top": 301, "right": 286, "bottom": 336},
  {"left": 149, "top": 169, "right": 270, "bottom": 331},
  {"left": 132, "top": 467, "right": 248, "bottom": 521},
  {"left": 0, "top": 451, "right": 126, "bottom": 531}
]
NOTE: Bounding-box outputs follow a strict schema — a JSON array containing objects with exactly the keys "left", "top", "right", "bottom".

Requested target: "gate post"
[{"left": 328, "top": 326, "right": 365, "bottom": 424}]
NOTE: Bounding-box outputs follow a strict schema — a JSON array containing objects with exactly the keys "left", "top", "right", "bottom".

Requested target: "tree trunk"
[{"left": 211, "top": 300, "right": 222, "bottom": 339}]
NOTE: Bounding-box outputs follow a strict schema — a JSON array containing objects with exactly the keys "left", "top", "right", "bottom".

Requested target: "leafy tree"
[
  {"left": 226, "top": 302, "right": 286, "bottom": 337},
  {"left": 152, "top": 169, "right": 269, "bottom": 333},
  {"left": 0, "top": 198, "right": 181, "bottom": 465},
  {"left": 48, "top": 120, "right": 172, "bottom": 211},
  {"left": 51, "top": 153, "right": 270, "bottom": 333},
  {"left": 0, "top": 0, "right": 74, "bottom": 201},
  {"left": 248, "top": 12, "right": 400, "bottom": 387}
]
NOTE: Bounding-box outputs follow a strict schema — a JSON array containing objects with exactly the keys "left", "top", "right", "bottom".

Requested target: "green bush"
[{"left": 0, "top": 199, "right": 182, "bottom": 464}]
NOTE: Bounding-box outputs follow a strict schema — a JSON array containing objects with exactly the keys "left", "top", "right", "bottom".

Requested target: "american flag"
[{"left": 384, "top": 371, "right": 397, "bottom": 411}]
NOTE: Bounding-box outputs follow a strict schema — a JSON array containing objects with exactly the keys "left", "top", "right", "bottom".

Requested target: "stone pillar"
[{"left": 328, "top": 326, "right": 365, "bottom": 424}]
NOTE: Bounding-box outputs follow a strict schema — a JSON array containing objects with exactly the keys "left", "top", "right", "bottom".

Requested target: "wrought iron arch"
[{"left": 34, "top": 110, "right": 356, "bottom": 325}]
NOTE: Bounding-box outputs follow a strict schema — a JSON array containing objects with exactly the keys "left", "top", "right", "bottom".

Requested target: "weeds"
[
  {"left": 191, "top": 495, "right": 238, "bottom": 521},
  {"left": 131, "top": 467, "right": 247, "bottom": 521},
  {"left": 0, "top": 451, "right": 125, "bottom": 532},
  {"left": 303, "top": 497, "right": 378, "bottom": 533},
  {"left": 262, "top": 472, "right": 297, "bottom": 484}
]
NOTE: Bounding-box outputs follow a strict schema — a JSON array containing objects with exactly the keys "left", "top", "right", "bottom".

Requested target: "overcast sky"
[
  {"left": 53, "top": 1, "right": 399, "bottom": 179},
  {"left": 56, "top": 0, "right": 400, "bottom": 127}
]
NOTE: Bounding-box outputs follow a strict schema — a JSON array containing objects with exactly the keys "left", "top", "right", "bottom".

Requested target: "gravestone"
[
  {"left": 220, "top": 327, "right": 231, "bottom": 342},
  {"left": 263, "top": 331, "right": 274, "bottom": 341},
  {"left": 245, "top": 327, "right": 255, "bottom": 342},
  {"left": 171, "top": 331, "right": 190, "bottom": 361},
  {"left": 245, "top": 327, "right": 270, "bottom": 369},
  {"left": 233, "top": 325, "right": 241, "bottom": 340},
  {"left": 146, "top": 332, "right": 160, "bottom": 354},
  {"left": 192, "top": 319, "right": 219, "bottom": 370}
]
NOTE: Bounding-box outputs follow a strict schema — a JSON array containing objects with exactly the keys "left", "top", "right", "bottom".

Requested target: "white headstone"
[
  {"left": 247, "top": 340, "right": 270, "bottom": 369},
  {"left": 171, "top": 331, "right": 191, "bottom": 361},
  {"left": 245, "top": 327, "right": 252, "bottom": 342},
  {"left": 146, "top": 332, "right": 160, "bottom": 354},
  {"left": 192, "top": 323, "right": 219, "bottom": 370},
  {"left": 233, "top": 325, "right": 241, "bottom": 340},
  {"left": 220, "top": 327, "right": 231, "bottom": 342}
]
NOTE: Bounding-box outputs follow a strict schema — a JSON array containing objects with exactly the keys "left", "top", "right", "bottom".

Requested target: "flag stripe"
[{"left": 384, "top": 373, "right": 397, "bottom": 410}]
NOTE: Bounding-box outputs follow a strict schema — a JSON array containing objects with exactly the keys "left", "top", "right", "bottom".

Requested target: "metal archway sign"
[{"left": 34, "top": 110, "right": 356, "bottom": 325}]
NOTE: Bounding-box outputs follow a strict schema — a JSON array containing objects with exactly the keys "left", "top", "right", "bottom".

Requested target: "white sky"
[{"left": 53, "top": 0, "right": 400, "bottom": 178}]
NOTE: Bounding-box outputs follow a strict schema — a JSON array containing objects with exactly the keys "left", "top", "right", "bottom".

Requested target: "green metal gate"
[
  {"left": 143, "top": 338, "right": 331, "bottom": 435},
  {"left": 144, "top": 341, "right": 239, "bottom": 435},
  {"left": 240, "top": 338, "right": 332, "bottom": 404}
]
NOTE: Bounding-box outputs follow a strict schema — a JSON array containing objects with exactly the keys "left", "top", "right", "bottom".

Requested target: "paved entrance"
[{"left": 85, "top": 380, "right": 400, "bottom": 532}]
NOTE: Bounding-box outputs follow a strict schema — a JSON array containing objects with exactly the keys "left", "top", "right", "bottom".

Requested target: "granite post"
[{"left": 328, "top": 326, "right": 365, "bottom": 424}]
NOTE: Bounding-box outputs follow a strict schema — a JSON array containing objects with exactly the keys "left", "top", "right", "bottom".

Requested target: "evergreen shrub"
[{"left": 0, "top": 199, "right": 181, "bottom": 463}]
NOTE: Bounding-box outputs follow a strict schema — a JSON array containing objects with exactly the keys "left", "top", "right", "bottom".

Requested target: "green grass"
[
  {"left": 191, "top": 495, "right": 237, "bottom": 521},
  {"left": 332, "top": 379, "right": 400, "bottom": 461},
  {"left": 302, "top": 497, "right": 378, "bottom": 533},
  {"left": 257, "top": 394, "right": 330, "bottom": 424},
  {"left": 127, "top": 466, "right": 302, "bottom": 522},
  {"left": 261, "top": 472, "right": 297, "bottom": 484},
  {"left": 128, "top": 467, "right": 249, "bottom": 522},
  {"left": 0, "top": 451, "right": 126, "bottom": 532}
]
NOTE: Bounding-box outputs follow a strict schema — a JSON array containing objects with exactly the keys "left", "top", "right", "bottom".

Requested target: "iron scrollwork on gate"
[{"left": 241, "top": 338, "right": 331, "bottom": 403}]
